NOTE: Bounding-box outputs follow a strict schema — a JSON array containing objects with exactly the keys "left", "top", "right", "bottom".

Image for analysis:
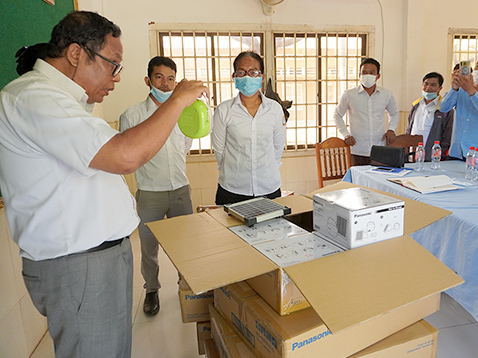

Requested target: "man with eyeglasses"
[
  {"left": 0, "top": 11, "right": 207, "bottom": 358},
  {"left": 212, "top": 51, "right": 286, "bottom": 205},
  {"left": 119, "top": 57, "right": 194, "bottom": 317}
]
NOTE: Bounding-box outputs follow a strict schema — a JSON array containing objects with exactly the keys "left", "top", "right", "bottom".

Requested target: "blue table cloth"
[{"left": 343, "top": 160, "right": 478, "bottom": 321}]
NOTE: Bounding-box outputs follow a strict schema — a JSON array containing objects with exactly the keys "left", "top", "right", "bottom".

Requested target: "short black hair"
[
  {"left": 422, "top": 72, "right": 444, "bottom": 87},
  {"left": 15, "top": 11, "right": 121, "bottom": 75},
  {"left": 360, "top": 57, "right": 381, "bottom": 74},
  {"left": 147, "top": 56, "right": 177, "bottom": 78},
  {"left": 233, "top": 51, "right": 264, "bottom": 74}
]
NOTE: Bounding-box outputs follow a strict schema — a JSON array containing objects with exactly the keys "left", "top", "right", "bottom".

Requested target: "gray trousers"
[
  {"left": 22, "top": 238, "right": 133, "bottom": 358},
  {"left": 135, "top": 185, "right": 193, "bottom": 293}
]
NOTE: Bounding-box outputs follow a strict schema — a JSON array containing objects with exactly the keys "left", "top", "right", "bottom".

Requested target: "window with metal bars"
[
  {"left": 274, "top": 33, "right": 367, "bottom": 150},
  {"left": 452, "top": 33, "right": 478, "bottom": 68},
  {"left": 153, "top": 28, "right": 368, "bottom": 155}
]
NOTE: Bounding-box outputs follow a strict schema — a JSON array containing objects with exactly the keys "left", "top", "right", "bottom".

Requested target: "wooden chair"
[
  {"left": 387, "top": 134, "right": 423, "bottom": 163},
  {"left": 315, "top": 137, "right": 352, "bottom": 189}
]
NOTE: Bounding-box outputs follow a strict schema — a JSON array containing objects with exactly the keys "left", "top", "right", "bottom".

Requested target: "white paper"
[
  {"left": 229, "top": 218, "right": 309, "bottom": 245},
  {"left": 253, "top": 232, "right": 343, "bottom": 267}
]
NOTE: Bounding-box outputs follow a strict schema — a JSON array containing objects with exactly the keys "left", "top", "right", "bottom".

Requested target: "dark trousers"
[{"left": 215, "top": 184, "right": 281, "bottom": 205}]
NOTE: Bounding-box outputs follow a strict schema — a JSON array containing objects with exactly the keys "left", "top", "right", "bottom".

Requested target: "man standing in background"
[
  {"left": 333, "top": 58, "right": 399, "bottom": 165},
  {"left": 439, "top": 61, "right": 478, "bottom": 159},
  {"left": 406, "top": 72, "right": 454, "bottom": 161},
  {"left": 120, "top": 56, "right": 193, "bottom": 316}
]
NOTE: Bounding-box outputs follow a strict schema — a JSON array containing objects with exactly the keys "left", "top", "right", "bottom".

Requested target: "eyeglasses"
[
  {"left": 80, "top": 44, "right": 124, "bottom": 77},
  {"left": 233, "top": 69, "right": 262, "bottom": 78}
]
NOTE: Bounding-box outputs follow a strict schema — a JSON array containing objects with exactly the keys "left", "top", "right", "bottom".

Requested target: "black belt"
[{"left": 85, "top": 236, "right": 129, "bottom": 254}]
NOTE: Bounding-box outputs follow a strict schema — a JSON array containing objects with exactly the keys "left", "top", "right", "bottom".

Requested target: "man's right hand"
[
  {"left": 168, "top": 79, "right": 210, "bottom": 109},
  {"left": 344, "top": 136, "right": 356, "bottom": 146}
]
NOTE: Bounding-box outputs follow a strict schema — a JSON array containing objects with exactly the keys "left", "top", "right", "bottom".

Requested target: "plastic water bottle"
[
  {"left": 473, "top": 147, "right": 478, "bottom": 182},
  {"left": 465, "top": 147, "right": 475, "bottom": 180},
  {"left": 415, "top": 142, "right": 425, "bottom": 172},
  {"left": 431, "top": 141, "right": 441, "bottom": 170}
]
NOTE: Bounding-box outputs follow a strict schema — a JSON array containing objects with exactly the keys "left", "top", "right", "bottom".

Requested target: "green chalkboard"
[{"left": 0, "top": 0, "right": 75, "bottom": 90}]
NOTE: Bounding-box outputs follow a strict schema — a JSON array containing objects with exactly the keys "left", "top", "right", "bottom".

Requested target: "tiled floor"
[{"left": 32, "top": 230, "right": 478, "bottom": 357}]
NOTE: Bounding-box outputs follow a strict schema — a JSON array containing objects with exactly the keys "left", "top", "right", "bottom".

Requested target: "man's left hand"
[{"left": 382, "top": 130, "right": 396, "bottom": 145}]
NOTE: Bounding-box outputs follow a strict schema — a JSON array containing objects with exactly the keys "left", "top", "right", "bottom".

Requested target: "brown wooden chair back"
[
  {"left": 387, "top": 134, "right": 423, "bottom": 163},
  {"left": 315, "top": 137, "right": 352, "bottom": 189}
]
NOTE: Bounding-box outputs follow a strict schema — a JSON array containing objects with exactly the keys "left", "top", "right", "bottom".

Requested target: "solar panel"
[{"left": 223, "top": 197, "right": 292, "bottom": 226}]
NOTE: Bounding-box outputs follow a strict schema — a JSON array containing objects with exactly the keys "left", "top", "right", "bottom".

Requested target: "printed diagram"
[
  {"left": 229, "top": 218, "right": 308, "bottom": 245},
  {"left": 254, "top": 233, "right": 343, "bottom": 267}
]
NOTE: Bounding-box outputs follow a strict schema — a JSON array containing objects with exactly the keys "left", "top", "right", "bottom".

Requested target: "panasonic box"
[{"left": 313, "top": 187, "right": 404, "bottom": 249}]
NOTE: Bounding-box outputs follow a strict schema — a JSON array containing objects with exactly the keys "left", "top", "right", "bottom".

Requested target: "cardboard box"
[
  {"left": 211, "top": 285, "right": 438, "bottom": 358},
  {"left": 313, "top": 187, "right": 404, "bottom": 249},
  {"left": 147, "top": 182, "right": 462, "bottom": 348},
  {"left": 246, "top": 268, "right": 309, "bottom": 316},
  {"left": 214, "top": 281, "right": 440, "bottom": 358},
  {"left": 205, "top": 338, "right": 220, "bottom": 358},
  {"left": 210, "top": 303, "right": 257, "bottom": 358},
  {"left": 212, "top": 285, "right": 437, "bottom": 358},
  {"left": 197, "top": 321, "right": 212, "bottom": 355},
  {"left": 178, "top": 277, "right": 214, "bottom": 323},
  {"left": 245, "top": 230, "right": 344, "bottom": 315},
  {"left": 350, "top": 319, "right": 438, "bottom": 357}
]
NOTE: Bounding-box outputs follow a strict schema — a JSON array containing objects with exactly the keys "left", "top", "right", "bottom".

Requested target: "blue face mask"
[
  {"left": 150, "top": 81, "right": 173, "bottom": 103},
  {"left": 234, "top": 76, "right": 262, "bottom": 97},
  {"left": 422, "top": 91, "right": 438, "bottom": 101}
]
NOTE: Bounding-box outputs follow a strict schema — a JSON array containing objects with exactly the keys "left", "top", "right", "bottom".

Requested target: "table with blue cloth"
[{"left": 343, "top": 160, "right": 478, "bottom": 321}]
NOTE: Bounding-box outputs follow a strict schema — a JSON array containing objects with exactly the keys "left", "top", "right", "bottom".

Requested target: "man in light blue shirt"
[{"left": 439, "top": 63, "right": 478, "bottom": 159}]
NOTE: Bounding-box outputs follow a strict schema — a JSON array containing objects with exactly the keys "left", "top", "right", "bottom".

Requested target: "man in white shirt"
[
  {"left": 405, "top": 72, "right": 454, "bottom": 161},
  {"left": 334, "top": 58, "right": 399, "bottom": 165},
  {"left": 120, "top": 57, "right": 193, "bottom": 316},
  {"left": 0, "top": 12, "right": 207, "bottom": 358}
]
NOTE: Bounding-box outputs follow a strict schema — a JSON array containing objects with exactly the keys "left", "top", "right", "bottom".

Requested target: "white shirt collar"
[
  {"left": 358, "top": 84, "right": 381, "bottom": 95},
  {"left": 34, "top": 59, "right": 92, "bottom": 111},
  {"left": 232, "top": 90, "right": 269, "bottom": 108}
]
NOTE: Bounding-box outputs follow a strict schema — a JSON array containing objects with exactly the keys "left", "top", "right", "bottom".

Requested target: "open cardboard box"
[{"left": 147, "top": 181, "right": 463, "bottom": 337}]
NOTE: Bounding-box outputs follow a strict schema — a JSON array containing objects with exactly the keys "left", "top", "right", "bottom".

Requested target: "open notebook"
[{"left": 387, "top": 175, "right": 461, "bottom": 194}]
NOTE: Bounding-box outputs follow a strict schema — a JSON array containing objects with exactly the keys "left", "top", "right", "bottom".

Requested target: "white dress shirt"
[
  {"left": 212, "top": 92, "right": 286, "bottom": 196},
  {"left": 410, "top": 97, "right": 439, "bottom": 146},
  {"left": 0, "top": 60, "right": 139, "bottom": 261},
  {"left": 119, "top": 96, "right": 192, "bottom": 191},
  {"left": 333, "top": 85, "right": 400, "bottom": 156}
]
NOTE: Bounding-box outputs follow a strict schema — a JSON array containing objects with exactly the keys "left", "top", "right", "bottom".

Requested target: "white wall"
[{"left": 76, "top": 0, "right": 478, "bottom": 121}]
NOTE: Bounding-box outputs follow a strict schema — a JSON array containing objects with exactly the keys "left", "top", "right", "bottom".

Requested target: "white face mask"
[
  {"left": 472, "top": 71, "right": 478, "bottom": 84},
  {"left": 360, "top": 74, "right": 377, "bottom": 88}
]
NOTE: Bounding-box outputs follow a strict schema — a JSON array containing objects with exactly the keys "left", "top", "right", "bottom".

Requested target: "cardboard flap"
[
  {"left": 306, "top": 181, "right": 451, "bottom": 234},
  {"left": 274, "top": 195, "right": 313, "bottom": 215},
  {"left": 147, "top": 212, "right": 277, "bottom": 294},
  {"left": 284, "top": 235, "right": 464, "bottom": 334}
]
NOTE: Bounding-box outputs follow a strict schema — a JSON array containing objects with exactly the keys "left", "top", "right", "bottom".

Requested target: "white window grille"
[{"left": 150, "top": 25, "right": 370, "bottom": 155}]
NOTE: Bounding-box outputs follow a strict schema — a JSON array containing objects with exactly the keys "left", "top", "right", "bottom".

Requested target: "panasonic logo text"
[
  {"left": 185, "top": 293, "right": 214, "bottom": 300},
  {"left": 292, "top": 330, "right": 331, "bottom": 351}
]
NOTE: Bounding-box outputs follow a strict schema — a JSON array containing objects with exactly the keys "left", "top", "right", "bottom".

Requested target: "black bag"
[{"left": 370, "top": 145, "right": 405, "bottom": 168}]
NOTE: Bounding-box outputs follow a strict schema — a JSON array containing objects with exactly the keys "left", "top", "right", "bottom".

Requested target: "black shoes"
[{"left": 143, "top": 291, "right": 160, "bottom": 316}]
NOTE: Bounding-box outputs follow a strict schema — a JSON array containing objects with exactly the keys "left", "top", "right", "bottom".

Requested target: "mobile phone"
[
  {"left": 460, "top": 60, "right": 471, "bottom": 76},
  {"left": 374, "top": 167, "right": 394, "bottom": 172}
]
